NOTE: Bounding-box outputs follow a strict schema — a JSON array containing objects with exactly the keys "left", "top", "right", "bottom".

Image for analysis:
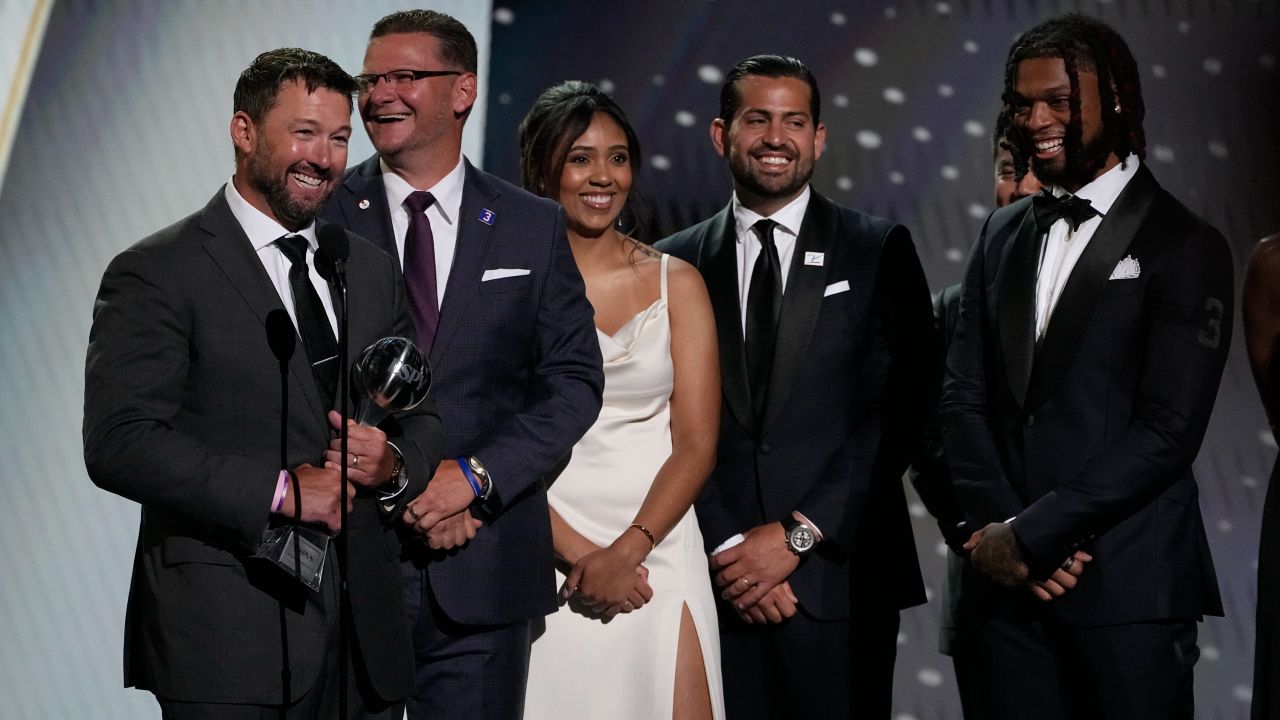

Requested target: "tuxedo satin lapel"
[
  {"left": 997, "top": 208, "right": 1041, "bottom": 408},
  {"left": 1026, "top": 165, "right": 1156, "bottom": 410},
  {"left": 702, "top": 208, "right": 753, "bottom": 433},
  {"left": 761, "top": 194, "right": 834, "bottom": 433},
  {"left": 430, "top": 162, "right": 498, "bottom": 367},
  {"left": 198, "top": 191, "right": 327, "bottom": 424},
  {"left": 342, "top": 157, "right": 397, "bottom": 263}
]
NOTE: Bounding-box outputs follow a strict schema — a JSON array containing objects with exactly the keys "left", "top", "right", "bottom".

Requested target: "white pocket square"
[
  {"left": 824, "top": 280, "right": 851, "bottom": 297},
  {"left": 1109, "top": 256, "right": 1141, "bottom": 280},
  {"left": 481, "top": 268, "right": 530, "bottom": 282}
]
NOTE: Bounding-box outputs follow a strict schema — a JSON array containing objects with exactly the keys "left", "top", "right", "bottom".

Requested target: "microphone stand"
[
  {"left": 265, "top": 309, "right": 296, "bottom": 719},
  {"left": 333, "top": 270, "right": 350, "bottom": 718}
]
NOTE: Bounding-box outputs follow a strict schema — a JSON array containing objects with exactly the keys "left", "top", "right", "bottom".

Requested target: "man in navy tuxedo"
[
  {"left": 320, "top": 10, "right": 603, "bottom": 719},
  {"left": 941, "top": 14, "right": 1231, "bottom": 719},
  {"left": 658, "top": 54, "right": 935, "bottom": 718}
]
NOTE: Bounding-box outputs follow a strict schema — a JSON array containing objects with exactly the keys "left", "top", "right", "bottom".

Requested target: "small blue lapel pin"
[{"left": 478, "top": 208, "right": 496, "bottom": 225}]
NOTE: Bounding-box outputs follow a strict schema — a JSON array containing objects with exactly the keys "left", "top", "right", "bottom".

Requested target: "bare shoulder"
[{"left": 663, "top": 254, "right": 711, "bottom": 303}]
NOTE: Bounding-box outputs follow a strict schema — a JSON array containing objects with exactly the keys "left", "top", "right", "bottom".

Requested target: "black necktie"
[
  {"left": 402, "top": 191, "right": 440, "bottom": 353},
  {"left": 277, "top": 235, "right": 338, "bottom": 404},
  {"left": 1032, "top": 191, "right": 1100, "bottom": 232},
  {"left": 745, "top": 219, "right": 781, "bottom": 427}
]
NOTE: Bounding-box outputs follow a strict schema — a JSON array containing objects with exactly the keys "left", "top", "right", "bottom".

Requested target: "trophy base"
[{"left": 255, "top": 524, "right": 329, "bottom": 592}]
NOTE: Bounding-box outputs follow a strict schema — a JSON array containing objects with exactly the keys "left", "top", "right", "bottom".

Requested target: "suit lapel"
[
  {"left": 700, "top": 207, "right": 754, "bottom": 434},
  {"left": 339, "top": 156, "right": 397, "bottom": 263},
  {"left": 760, "top": 193, "right": 835, "bottom": 433},
  {"left": 997, "top": 207, "right": 1041, "bottom": 409},
  {"left": 1025, "top": 165, "right": 1157, "bottom": 409},
  {"left": 198, "top": 190, "right": 328, "bottom": 424},
  {"left": 430, "top": 161, "right": 498, "bottom": 367}
]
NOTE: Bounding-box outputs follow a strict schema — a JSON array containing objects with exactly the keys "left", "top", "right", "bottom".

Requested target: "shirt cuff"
[
  {"left": 792, "top": 510, "right": 824, "bottom": 543},
  {"left": 711, "top": 533, "right": 745, "bottom": 556}
]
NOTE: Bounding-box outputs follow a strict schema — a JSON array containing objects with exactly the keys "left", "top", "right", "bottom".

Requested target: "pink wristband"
[{"left": 271, "top": 470, "right": 289, "bottom": 514}]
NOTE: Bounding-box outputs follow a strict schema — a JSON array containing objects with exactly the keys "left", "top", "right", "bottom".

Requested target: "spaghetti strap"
[{"left": 660, "top": 253, "right": 670, "bottom": 302}]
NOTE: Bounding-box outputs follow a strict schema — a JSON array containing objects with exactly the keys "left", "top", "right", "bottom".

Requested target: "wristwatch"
[
  {"left": 782, "top": 515, "right": 817, "bottom": 556},
  {"left": 465, "top": 456, "right": 494, "bottom": 503},
  {"left": 378, "top": 441, "right": 409, "bottom": 514}
]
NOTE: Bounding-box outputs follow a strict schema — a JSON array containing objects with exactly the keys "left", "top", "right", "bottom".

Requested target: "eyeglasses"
[{"left": 354, "top": 69, "right": 462, "bottom": 95}]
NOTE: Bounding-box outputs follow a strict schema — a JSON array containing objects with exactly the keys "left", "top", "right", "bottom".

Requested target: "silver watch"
[{"left": 783, "top": 516, "right": 816, "bottom": 555}]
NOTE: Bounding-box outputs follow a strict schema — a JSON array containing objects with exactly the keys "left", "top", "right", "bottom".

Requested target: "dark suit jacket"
[
  {"left": 657, "top": 190, "right": 934, "bottom": 619},
  {"left": 940, "top": 164, "right": 1229, "bottom": 626},
  {"left": 83, "top": 189, "right": 445, "bottom": 704},
  {"left": 320, "top": 156, "right": 604, "bottom": 624}
]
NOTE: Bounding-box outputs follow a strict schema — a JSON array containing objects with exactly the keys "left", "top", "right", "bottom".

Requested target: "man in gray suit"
[{"left": 84, "top": 48, "right": 443, "bottom": 718}]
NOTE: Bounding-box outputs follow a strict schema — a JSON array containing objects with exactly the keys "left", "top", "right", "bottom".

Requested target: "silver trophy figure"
[{"left": 352, "top": 336, "right": 432, "bottom": 426}]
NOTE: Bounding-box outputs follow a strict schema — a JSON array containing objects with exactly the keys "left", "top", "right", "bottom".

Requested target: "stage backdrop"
[
  {"left": 1, "top": 1, "right": 1276, "bottom": 718},
  {"left": 482, "top": 1, "right": 1276, "bottom": 718}
]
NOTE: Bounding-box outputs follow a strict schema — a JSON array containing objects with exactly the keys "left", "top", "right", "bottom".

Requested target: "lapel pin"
[
  {"left": 358, "top": 198, "right": 371, "bottom": 210},
  {"left": 478, "top": 209, "right": 496, "bottom": 225},
  {"left": 804, "top": 252, "right": 825, "bottom": 267}
]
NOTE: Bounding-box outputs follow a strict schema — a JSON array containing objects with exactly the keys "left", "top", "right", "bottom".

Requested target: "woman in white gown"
[{"left": 519, "top": 81, "right": 725, "bottom": 720}]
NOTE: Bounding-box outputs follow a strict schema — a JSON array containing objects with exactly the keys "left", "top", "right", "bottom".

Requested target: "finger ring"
[
  {"left": 1061, "top": 557, "right": 1075, "bottom": 571},
  {"left": 740, "top": 576, "right": 751, "bottom": 586},
  {"left": 352, "top": 454, "right": 361, "bottom": 468},
  {"left": 407, "top": 505, "right": 421, "bottom": 521}
]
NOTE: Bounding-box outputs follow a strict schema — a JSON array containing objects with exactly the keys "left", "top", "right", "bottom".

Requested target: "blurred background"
[{"left": 2, "top": 1, "right": 1275, "bottom": 717}]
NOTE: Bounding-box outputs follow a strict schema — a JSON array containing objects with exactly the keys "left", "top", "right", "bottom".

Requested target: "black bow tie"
[{"left": 1032, "top": 191, "right": 1100, "bottom": 232}]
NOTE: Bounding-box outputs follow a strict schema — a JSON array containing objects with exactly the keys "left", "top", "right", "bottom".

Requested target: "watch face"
[{"left": 788, "top": 526, "right": 815, "bottom": 553}]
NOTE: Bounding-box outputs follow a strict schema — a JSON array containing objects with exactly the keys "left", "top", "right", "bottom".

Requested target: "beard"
[
  {"left": 727, "top": 147, "right": 814, "bottom": 202},
  {"left": 1030, "top": 131, "right": 1114, "bottom": 189},
  {"left": 247, "top": 147, "right": 333, "bottom": 231}
]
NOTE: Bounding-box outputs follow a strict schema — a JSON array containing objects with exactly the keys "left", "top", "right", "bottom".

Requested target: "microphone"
[
  {"left": 316, "top": 225, "right": 350, "bottom": 293},
  {"left": 265, "top": 309, "right": 296, "bottom": 370}
]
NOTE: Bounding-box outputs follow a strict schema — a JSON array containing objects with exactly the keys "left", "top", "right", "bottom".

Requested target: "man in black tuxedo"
[
  {"left": 319, "top": 10, "right": 603, "bottom": 718},
  {"left": 657, "top": 54, "right": 935, "bottom": 718},
  {"left": 941, "top": 14, "right": 1231, "bottom": 719},
  {"left": 83, "top": 49, "right": 444, "bottom": 717}
]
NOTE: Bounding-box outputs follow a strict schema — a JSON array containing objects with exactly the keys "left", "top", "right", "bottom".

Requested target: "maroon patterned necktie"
[{"left": 402, "top": 191, "right": 439, "bottom": 352}]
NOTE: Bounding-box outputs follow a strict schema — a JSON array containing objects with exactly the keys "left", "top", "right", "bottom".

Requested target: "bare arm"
[
  {"left": 565, "top": 259, "right": 719, "bottom": 615},
  {"left": 1244, "top": 234, "right": 1280, "bottom": 424}
]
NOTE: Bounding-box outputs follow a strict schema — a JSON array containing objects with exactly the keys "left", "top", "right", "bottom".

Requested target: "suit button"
[
  {"left": 759, "top": 444, "right": 772, "bottom": 454},
  {"left": 1025, "top": 414, "right": 1035, "bottom": 427}
]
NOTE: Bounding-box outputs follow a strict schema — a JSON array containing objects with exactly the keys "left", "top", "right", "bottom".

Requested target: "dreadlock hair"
[{"left": 997, "top": 13, "right": 1146, "bottom": 182}]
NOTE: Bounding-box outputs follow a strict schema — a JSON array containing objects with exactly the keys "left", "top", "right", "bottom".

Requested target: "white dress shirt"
[
  {"left": 1034, "top": 155, "right": 1140, "bottom": 339},
  {"left": 380, "top": 154, "right": 467, "bottom": 308},
  {"left": 224, "top": 179, "right": 336, "bottom": 335},
  {"left": 732, "top": 185, "right": 811, "bottom": 333}
]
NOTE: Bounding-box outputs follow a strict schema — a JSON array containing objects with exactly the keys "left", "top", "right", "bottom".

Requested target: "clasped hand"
[
  {"left": 710, "top": 522, "right": 800, "bottom": 615},
  {"left": 965, "top": 522, "right": 1093, "bottom": 601},
  {"left": 562, "top": 534, "right": 654, "bottom": 620},
  {"left": 401, "top": 460, "right": 483, "bottom": 550}
]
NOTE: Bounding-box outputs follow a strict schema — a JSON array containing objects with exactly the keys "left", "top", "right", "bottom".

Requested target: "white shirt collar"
[
  {"left": 224, "top": 178, "right": 317, "bottom": 251},
  {"left": 731, "top": 185, "right": 811, "bottom": 242},
  {"left": 380, "top": 153, "right": 466, "bottom": 225},
  {"left": 1051, "top": 153, "right": 1140, "bottom": 216}
]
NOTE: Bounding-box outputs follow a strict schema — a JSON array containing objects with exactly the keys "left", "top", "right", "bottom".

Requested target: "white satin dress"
[{"left": 524, "top": 254, "right": 725, "bottom": 720}]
